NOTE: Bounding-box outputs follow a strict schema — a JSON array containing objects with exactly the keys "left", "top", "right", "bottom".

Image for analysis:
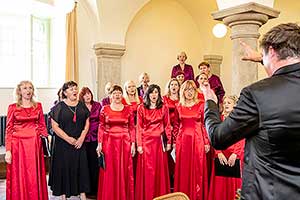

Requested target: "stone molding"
[{"left": 93, "top": 43, "right": 126, "bottom": 57}]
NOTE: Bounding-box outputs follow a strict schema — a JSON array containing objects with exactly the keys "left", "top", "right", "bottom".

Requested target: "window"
[
  {"left": 0, "top": 14, "right": 31, "bottom": 87},
  {"left": 31, "top": 16, "right": 51, "bottom": 87},
  {"left": 0, "top": 1, "right": 66, "bottom": 88}
]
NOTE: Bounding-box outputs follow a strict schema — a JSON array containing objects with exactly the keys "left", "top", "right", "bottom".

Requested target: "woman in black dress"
[{"left": 49, "top": 81, "right": 90, "bottom": 200}]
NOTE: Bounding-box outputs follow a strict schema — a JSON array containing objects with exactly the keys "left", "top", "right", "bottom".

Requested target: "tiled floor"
[{"left": 0, "top": 178, "right": 96, "bottom": 200}]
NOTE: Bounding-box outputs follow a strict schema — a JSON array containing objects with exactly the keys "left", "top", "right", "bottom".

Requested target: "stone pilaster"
[
  {"left": 93, "top": 43, "right": 125, "bottom": 100},
  {"left": 203, "top": 55, "right": 223, "bottom": 76},
  {"left": 212, "top": 2, "right": 279, "bottom": 94}
]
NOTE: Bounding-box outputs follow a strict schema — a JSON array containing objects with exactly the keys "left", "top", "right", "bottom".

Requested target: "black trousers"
[{"left": 85, "top": 141, "right": 100, "bottom": 196}]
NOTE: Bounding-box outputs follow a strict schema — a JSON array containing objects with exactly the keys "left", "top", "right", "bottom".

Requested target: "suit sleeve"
[{"left": 204, "top": 87, "right": 259, "bottom": 150}]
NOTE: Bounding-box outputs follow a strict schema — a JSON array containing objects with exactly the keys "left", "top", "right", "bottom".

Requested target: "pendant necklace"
[{"left": 67, "top": 105, "right": 77, "bottom": 123}]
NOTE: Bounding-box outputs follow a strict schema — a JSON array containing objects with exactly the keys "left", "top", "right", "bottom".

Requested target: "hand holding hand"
[
  {"left": 67, "top": 136, "right": 77, "bottom": 145},
  {"left": 228, "top": 153, "right": 237, "bottom": 167},
  {"left": 74, "top": 136, "right": 84, "bottom": 149},
  {"left": 218, "top": 153, "right": 228, "bottom": 165}
]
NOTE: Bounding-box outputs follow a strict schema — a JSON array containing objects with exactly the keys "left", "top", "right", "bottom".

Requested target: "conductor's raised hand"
[{"left": 240, "top": 40, "right": 262, "bottom": 62}]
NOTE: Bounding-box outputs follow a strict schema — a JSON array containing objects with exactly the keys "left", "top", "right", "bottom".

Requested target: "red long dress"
[
  {"left": 173, "top": 102, "right": 209, "bottom": 200},
  {"left": 5, "top": 103, "right": 48, "bottom": 200},
  {"left": 208, "top": 116, "right": 245, "bottom": 200},
  {"left": 135, "top": 104, "right": 171, "bottom": 200},
  {"left": 97, "top": 105, "right": 135, "bottom": 200},
  {"left": 121, "top": 97, "right": 143, "bottom": 123},
  {"left": 163, "top": 96, "right": 179, "bottom": 189},
  {"left": 197, "top": 91, "right": 214, "bottom": 185},
  {"left": 122, "top": 97, "right": 143, "bottom": 183}
]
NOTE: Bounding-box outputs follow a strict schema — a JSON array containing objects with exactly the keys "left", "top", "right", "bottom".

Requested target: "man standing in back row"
[{"left": 202, "top": 23, "right": 300, "bottom": 200}]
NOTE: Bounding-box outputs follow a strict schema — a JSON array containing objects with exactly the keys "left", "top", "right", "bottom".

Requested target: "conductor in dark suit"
[{"left": 201, "top": 23, "right": 300, "bottom": 200}]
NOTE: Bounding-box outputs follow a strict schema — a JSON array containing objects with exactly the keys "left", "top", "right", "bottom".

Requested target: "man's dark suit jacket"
[{"left": 205, "top": 62, "right": 300, "bottom": 200}]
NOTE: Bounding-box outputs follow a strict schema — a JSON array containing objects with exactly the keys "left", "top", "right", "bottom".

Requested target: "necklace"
[{"left": 67, "top": 105, "right": 77, "bottom": 123}]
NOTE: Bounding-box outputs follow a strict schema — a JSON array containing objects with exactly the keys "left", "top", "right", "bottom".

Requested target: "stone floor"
[{"left": 0, "top": 178, "right": 96, "bottom": 200}]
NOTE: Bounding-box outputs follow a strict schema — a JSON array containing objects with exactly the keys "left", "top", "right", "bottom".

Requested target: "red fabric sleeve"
[
  {"left": 5, "top": 104, "right": 15, "bottom": 151},
  {"left": 136, "top": 105, "right": 144, "bottom": 147},
  {"left": 172, "top": 107, "right": 180, "bottom": 144},
  {"left": 128, "top": 107, "right": 136, "bottom": 143},
  {"left": 37, "top": 103, "right": 48, "bottom": 137},
  {"left": 200, "top": 104, "right": 210, "bottom": 145},
  {"left": 163, "top": 105, "right": 172, "bottom": 144},
  {"left": 98, "top": 108, "right": 105, "bottom": 143}
]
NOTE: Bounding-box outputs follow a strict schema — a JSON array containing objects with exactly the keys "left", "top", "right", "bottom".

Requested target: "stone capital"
[
  {"left": 211, "top": 2, "right": 279, "bottom": 95},
  {"left": 212, "top": 3, "right": 279, "bottom": 40},
  {"left": 212, "top": 2, "right": 279, "bottom": 21},
  {"left": 93, "top": 43, "right": 126, "bottom": 57},
  {"left": 203, "top": 55, "right": 223, "bottom": 65}
]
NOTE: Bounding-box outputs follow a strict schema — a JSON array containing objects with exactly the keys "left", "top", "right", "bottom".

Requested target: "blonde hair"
[
  {"left": 165, "top": 78, "right": 180, "bottom": 97},
  {"left": 138, "top": 72, "right": 150, "bottom": 83},
  {"left": 104, "top": 82, "right": 113, "bottom": 95},
  {"left": 123, "top": 80, "right": 140, "bottom": 105},
  {"left": 222, "top": 95, "right": 239, "bottom": 116},
  {"left": 14, "top": 80, "right": 37, "bottom": 107},
  {"left": 177, "top": 51, "right": 187, "bottom": 60},
  {"left": 179, "top": 80, "right": 199, "bottom": 106}
]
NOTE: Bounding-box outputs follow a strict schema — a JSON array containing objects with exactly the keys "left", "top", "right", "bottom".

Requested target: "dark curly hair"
[
  {"left": 61, "top": 81, "right": 78, "bottom": 99},
  {"left": 143, "top": 84, "right": 163, "bottom": 109}
]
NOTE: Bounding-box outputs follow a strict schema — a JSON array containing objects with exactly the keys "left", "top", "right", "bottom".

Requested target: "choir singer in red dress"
[
  {"left": 96, "top": 85, "right": 136, "bottom": 200},
  {"left": 173, "top": 80, "right": 210, "bottom": 200},
  {"left": 208, "top": 95, "right": 244, "bottom": 200},
  {"left": 135, "top": 84, "right": 172, "bottom": 200},
  {"left": 163, "top": 78, "right": 180, "bottom": 190},
  {"left": 5, "top": 80, "right": 49, "bottom": 200}
]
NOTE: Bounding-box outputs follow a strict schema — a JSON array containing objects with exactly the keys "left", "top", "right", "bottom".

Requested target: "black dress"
[{"left": 49, "top": 101, "right": 90, "bottom": 197}]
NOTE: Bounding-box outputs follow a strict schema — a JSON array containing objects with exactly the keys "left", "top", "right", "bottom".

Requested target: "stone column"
[
  {"left": 203, "top": 55, "right": 223, "bottom": 76},
  {"left": 93, "top": 43, "right": 126, "bottom": 100},
  {"left": 212, "top": 2, "right": 279, "bottom": 94}
]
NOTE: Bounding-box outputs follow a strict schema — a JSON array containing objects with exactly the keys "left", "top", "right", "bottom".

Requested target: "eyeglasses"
[{"left": 184, "top": 88, "right": 195, "bottom": 92}]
